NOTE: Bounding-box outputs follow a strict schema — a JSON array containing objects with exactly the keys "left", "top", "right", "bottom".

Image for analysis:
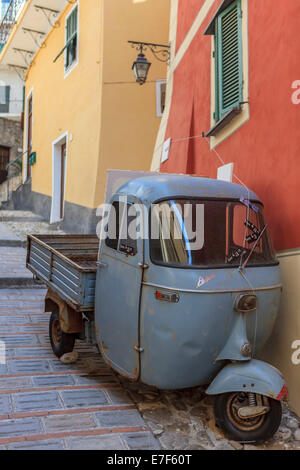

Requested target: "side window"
[
  {"left": 119, "top": 204, "right": 138, "bottom": 256},
  {"left": 105, "top": 201, "right": 124, "bottom": 251},
  {"left": 65, "top": 5, "right": 78, "bottom": 71},
  {"left": 105, "top": 202, "right": 138, "bottom": 256},
  {"left": 156, "top": 80, "right": 167, "bottom": 117},
  {"left": 215, "top": 0, "right": 243, "bottom": 121}
]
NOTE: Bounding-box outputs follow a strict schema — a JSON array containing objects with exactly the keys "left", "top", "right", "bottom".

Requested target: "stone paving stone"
[
  {"left": 67, "top": 434, "right": 127, "bottom": 450},
  {"left": 0, "top": 288, "right": 47, "bottom": 298},
  {"left": 48, "top": 359, "right": 80, "bottom": 372},
  {"left": 32, "top": 375, "right": 76, "bottom": 387},
  {"left": 42, "top": 413, "right": 97, "bottom": 433},
  {"left": 8, "top": 439, "right": 66, "bottom": 450},
  {"left": 37, "top": 334, "right": 51, "bottom": 345},
  {"left": 0, "top": 223, "right": 20, "bottom": 240},
  {"left": 74, "top": 374, "right": 118, "bottom": 386},
  {"left": 74, "top": 345, "right": 99, "bottom": 354},
  {"left": 12, "top": 347, "right": 53, "bottom": 357},
  {"left": 122, "top": 431, "right": 160, "bottom": 450},
  {"left": 0, "top": 335, "right": 38, "bottom": 346},
  {"left": 105, "top": 388, "right": 132, "bottom": 405},
  {"left": 29, "top": 315, "right": 50, "bottom": 323},
  {"left": 0, "top": 325, "right": 47, "bottom": 333},
  {"left": 13, "top": 391, "right": 62, "bottom": 412},
  {"left": 0, "top": 248, "right": 32, "bottom": 279},
  {"left": 0, "top": 417, "right": 42, "bottom": 438},
  {"left": 0, "top": 316, "right": 30, "bottom": 324},
  {"left": 96, "top": 410, "right": 145, "bottom": 428},
  {"left": 0, "top": 396, "right": 11, "bottom": 414},
  {"left": 3, "top": 349, "right": 14, "bottom": 358},
  {"left": 0, "top": 376, "right": 33, "bottom": 390},
  {"left": 49, "top": 357, "right": 105, "bottom": 373},
  {"left": 7, "top": 359, "right": 51, "bottom": 374},
  {"left": 61, "top": 389, "right": 109, "bottom": 408}
]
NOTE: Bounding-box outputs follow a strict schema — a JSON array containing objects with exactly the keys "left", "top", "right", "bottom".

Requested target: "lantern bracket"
[{"left": 128, "top": 41, "right": 170, "bottom": 64}]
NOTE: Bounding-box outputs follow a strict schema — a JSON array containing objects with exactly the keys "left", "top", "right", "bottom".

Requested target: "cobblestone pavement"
[
  {"left": 0, "top": 210, "right": 66, "bottom": 242},
  {"left": 0, "top": 289, "right": 158, "bottom": 450},
  {"left": 0, "top": 220, "right": 158, "bottom": 450},
  {"left": 0, "top": 248, "right": 33, "bottom": 281},
  {"left": 119, "top": 380, "right": 300, "bottom": 450}
]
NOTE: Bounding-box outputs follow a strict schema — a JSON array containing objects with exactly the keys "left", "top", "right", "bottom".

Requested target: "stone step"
[
  {"left": 0, "top": 244, "right": 44, "bottom": 288},
  {"left": 0, "top": 240, "right": 26, "bottom": 248},
  {"left": 0, "top": 223, "right": 25, "bottom": 248},
  {"left": 0, "top": 211, "right": 44, "bottom": 223}
]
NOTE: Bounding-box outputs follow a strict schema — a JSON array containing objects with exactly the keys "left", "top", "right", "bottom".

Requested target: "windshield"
[{"left": 150, "top": 199, "right": 277, "bottom": 268}]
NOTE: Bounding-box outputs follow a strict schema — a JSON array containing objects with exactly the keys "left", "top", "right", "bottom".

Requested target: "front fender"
[{"left": 206, "top": 359, "right": 288, "bottom": 401}]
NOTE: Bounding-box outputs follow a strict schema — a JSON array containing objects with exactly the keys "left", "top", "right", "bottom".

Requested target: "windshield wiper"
[{"left": 240, "top": 225, "right": 268, "bottom": 270}]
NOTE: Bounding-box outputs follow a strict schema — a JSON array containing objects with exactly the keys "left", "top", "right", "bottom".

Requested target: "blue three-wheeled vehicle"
[{"left": 27, "top": 174, "right": 287, "bottom": 443}]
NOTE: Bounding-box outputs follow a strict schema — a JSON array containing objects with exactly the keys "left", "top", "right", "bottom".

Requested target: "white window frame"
[
  {"left": 24, "top": 87, "right": 33, "bottom": 182},
  {"left": 50, "top": 132, "right": 68, "bottom": 224},
  {"left": 156, "top": 79, "right": 167, "bottom": 117},
  {"left": 64, "top": 2, "right": 79, "bottom": 79}
]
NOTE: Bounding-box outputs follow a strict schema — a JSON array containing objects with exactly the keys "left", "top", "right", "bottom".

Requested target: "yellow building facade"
[{"left": 0, "top": 0, "right": 170, "bottom": 231}]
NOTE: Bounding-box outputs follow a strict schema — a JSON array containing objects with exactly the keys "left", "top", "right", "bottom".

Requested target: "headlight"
[{"left": 235, "top": 294, "right": 257, "bottom": 312}]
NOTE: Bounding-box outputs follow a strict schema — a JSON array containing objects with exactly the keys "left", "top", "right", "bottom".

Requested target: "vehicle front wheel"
[
  {"left": 49, "top": 311, "right": 76, "bottom": 358},
  {"left": 214, "top": 392, "right": 282, "bottom": 444}
]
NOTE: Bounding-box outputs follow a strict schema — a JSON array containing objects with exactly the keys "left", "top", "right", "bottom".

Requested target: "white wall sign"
[
  {"left": 161, "top": 137, "right": 171, "bottom": 164},
  {"left": 217, "top": 163, "right": 234, "bottom": 182}
]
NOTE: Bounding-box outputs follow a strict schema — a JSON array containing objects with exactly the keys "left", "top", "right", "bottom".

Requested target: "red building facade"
[
  {"left": 158, "top": 0, "right": 300, "bottom": 251},
  {"left": 152, "top": 0, "right": 300, "bottom": 416}
]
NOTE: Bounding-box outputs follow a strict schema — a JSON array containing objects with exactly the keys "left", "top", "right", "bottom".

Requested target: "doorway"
[
  {"left": 50, "top": 133, "right": 68, "bottom": 224},
  {"left": 0, "top": 146, "right": 10, "bottom": 184},
  {"left": 27, "top": 95, "right": 32, "bottom": 178}
]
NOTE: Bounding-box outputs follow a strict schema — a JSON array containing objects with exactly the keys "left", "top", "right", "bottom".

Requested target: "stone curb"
[
  {"left": 0, "top": 278, "right": 45, "bottom": 289},
  {"left": 0, "top": 217, "right": 44, "bottom": 223},
  {"left": 0, "top": 240, "right": 26, "bottom": 248}
]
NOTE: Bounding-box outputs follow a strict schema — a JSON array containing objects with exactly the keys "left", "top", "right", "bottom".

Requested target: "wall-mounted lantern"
[
  {"left": 128, "top": 41, "right": 170, "bottom": 85},
  {"left": 29, "top": 151, "right": 37, "bottom": 166}
]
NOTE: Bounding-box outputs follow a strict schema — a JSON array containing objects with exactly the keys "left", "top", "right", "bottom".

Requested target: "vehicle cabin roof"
[{"left": 115, "top": 175, "right": 261, "bottom": 205}]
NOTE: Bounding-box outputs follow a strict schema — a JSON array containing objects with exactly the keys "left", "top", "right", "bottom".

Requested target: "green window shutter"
[
  {"left": 215, "top": 0, "right": 242, "bottom": 121},
  {"left": 65, "top": 6, "right": 78, "bottom": 69},
  {"left": 5, "top": 86, "right": 10, "bottom": 112},
  {"left": 66, "top": 6, "right": 78, "bottom": 41}
]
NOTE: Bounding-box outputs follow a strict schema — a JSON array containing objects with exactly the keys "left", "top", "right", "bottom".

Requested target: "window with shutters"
[
  {"left": 0, "top": 86, "right": 10, "bottom": 113},
  {"left": 215, "top": 0, "right": 243, "bottom": 122},
  {"left": 65, "top": 4, "right": 78, "bottom": 73}
]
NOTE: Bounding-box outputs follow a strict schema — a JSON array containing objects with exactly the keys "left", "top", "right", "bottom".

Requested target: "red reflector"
[
  {"left": 155, "top": 291, "right": 179, "bottom": 303},
  {"left": 277, "top": 384, "right": 288, "bottom": 401}
]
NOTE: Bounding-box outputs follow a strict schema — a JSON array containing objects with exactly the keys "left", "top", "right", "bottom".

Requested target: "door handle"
[
  {"left": 96, "top": 261, "right": 107, "bottom": 268},
  {"left": 138, "top": 262, "right": 149, "bottom": 269}
]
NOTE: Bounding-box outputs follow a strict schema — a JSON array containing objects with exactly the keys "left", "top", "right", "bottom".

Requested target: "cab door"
[{"left": 95, "top": 195, "right": 144, "bottom": 380}]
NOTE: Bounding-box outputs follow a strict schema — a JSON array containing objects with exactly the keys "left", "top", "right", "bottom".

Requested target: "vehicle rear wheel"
[
  {"left": 214, "top": 392, "right": 282, "bottom": 443},
  {"left": 49, "top": 311, "right": 76, "bottom": 358}
]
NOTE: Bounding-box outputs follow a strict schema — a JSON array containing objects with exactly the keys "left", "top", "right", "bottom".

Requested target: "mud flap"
[{"left": 206, "top": 359, "right": 287, "bottom": 401}]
